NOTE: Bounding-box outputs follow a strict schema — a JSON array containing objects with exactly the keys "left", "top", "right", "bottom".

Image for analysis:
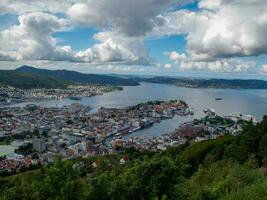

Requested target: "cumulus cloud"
[
  {"left": 66, "top": 0, "right": 177, "bottom": 64},
  {"left": 0, "top": 0, "right": 266, "bottom": 75},
  {"left": 261, "top": 64, "right": 267, "bottom": 74},
  {"left": 67, "top": 0, "right": 178, "bottom": 37},
  {"left": 158, "top": 0, "right": 267, "bottom": 62},
  {"left": 167, "top": 51, "right": 187, "bottom": 63},
  {"left": 0, "top": 49, "right": 20, "bottom": 61},
  {"left": 95, "top": 64, "right": 147, "bottom": 73},
  {"left": 179, "top": 59, "right": 256, "bottom": 73},
  {"left": 0, "top": 0, "right": 74, "bottom": 14},
  {"left": 0, "top": 12, "right": 150, "bottom": 64},
  {"left": 198, "top": 0, "right": 221, "bottom": 10},
  {"left": 77, "top": 31, "right": 150, "bottom": 64},
  {"left": 1, "top": 0, "right": 165, "bottom": 65},
  {"left": 164, "top": 64, "right": 173, "bottom": 69},
  {"left": 0, "top": 12, "right": 77, "bottom": 62},
  {"left": 167, "top": 50, "right": 256, "bottom": 73}
]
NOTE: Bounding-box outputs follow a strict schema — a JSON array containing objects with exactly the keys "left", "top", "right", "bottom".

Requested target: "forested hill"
[
  {"left": 136, "top": 76, "right": 267, "bottom": 89},
  {"left": 1, "top": 116, "right": 267, "bottom": 199},
  {"left": 0, "top": 70, "right": 71, "bottom": 89},
  {"left": 5, "top": 65, "right": 267, "bottom": 89},
  {"left": 15, "top": 65, "right": 139, "bottom": 86}
]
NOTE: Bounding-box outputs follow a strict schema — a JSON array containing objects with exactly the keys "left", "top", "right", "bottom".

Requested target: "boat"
[
  {"left": 132, "top": 126, "right": 142, "bottom": 132},
  {"left": 69, "top": 96, "right": 82, "bottom": 100},
  {"left": 215, "top": 97, "right": 223, "bottom": 101}
]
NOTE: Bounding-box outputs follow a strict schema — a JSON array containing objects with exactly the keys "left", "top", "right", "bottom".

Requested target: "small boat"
[
  {"left": 69, "top": 96, "right": 82, "bottom": 100},
  {"left": 215, "top": 97, "right": 222, "bottom": 101}
]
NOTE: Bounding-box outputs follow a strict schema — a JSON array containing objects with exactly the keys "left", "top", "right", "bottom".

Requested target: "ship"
[
  {"left": 215, "top": 97, "right": 223, "bottom": 101},
  {"left": 69, "top": 96, "right": 82, "bottom": 100}
]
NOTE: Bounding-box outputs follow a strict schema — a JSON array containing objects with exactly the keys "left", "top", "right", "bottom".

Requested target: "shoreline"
[{"left": 0, "top": 84, "right": 121, "bottom": 108}]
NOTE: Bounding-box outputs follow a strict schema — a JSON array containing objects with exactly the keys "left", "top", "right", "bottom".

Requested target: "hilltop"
[
  {"left": 137, "top": 76, "right": 267, "bottom": 89},
  {"left": 15, "top": 65, "right": 139, "bottom": 86},
  {"left": 2, "top": 66, "right": 267, "bottom": 89},
  {"left": 0, "top": 66, "right": 140, "bottom": 89},
  {"left": 0, "top": 70, "right": 71, "bottom": 89}
]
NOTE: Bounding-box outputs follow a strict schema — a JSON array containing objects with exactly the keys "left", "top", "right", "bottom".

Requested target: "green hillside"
[
  {"left": 0, "top": 70, "right": 71, "bottom": 89},
  {"left": 140, "top": 77, "right": 267, "bottom": 89},
  {"left": 0, "top": 65, "right": 140, "bottom": 89},
  {"left": 1, "top": 117, "right": 267, "bottom": 199},
  {"left": 15, "top": 65, "right": 140, "bottom": 86}
]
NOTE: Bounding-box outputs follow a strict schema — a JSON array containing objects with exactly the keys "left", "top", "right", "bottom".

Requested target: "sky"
[{"left": 0, "top": 0, "right": 267, "bottom": 79}]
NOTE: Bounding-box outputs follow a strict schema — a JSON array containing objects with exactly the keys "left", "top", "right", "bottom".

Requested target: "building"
[{"left": 33, "top": 139, "right": 47, "bottom": 153}]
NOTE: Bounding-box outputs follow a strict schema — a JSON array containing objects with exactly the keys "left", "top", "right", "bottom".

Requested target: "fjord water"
[
  {"left": 8, "top": 82, "right": 267, "bottom": 138},
  {"left": 33, "top": 82, "right": 267, "bottom": 119}
]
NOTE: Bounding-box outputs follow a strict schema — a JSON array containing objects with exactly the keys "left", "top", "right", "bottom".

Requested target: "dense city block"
[{"left": 0, "top": 99, "right": 256, "bottom": 173}]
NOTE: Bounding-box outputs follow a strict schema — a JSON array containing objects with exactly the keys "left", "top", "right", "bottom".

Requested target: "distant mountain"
[
  {"left": 107, "top": 73, "right": 155, "bottom": 79},
  {"left": 5, "top": 66, "right": 267, "bottom": 89},
  {"left": 15, "top": 65, "right": 139, "bottom": 86},
  {"left": 0, "top": 70, "right": 71, "bottom": 89},
  {"left": 141, "top": 76, "right": 267, "bottom": 89}
]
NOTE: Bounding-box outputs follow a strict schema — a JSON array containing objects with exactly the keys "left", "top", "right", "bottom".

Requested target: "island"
[
  {"left": 134, "top": 76, "right": 267, "bottom": 89},
  {"left": 0, "top": 84, "right": 122, "bottom": 106}
]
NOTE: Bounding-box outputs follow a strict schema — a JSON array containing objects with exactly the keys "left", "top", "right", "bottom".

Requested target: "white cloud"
[
  {"left": 198, "top": 0, "right": 221, "bottom": 10},
  {"left": 1, "top": 0, "right": 165, "bottom": 65},
  {"left": 95, "top": 64, "right": 146, "bottom": 73},
  {"left": 0, "top": 12, "right": 150, "bottom": 65},
  {"left": 164, "top": 64, "right": 172, "bottom": 69},
  {"left": 0, "top": 0, "right": 266, "bottom": 75},
  {"left": 93, "top": 32, "right": 150, "bottom": 64},
  {"left": 158, "top": 0, "right": 267, "bottom": 62},
  {"left": 168, "top": 51, "right": 187, "bottom": 63},
  {"left": 178, "top": 59, "right": 256, "bottom": 73},
  {"left": 67, "top": 0, "right": 178, "bottom": 37},
  {"left": 77, "top": 31, "right": 150, "bottom": 64},
  {"left": 0, "top": 49, "right": 20, "bottom": 61},
  {"left": 261, "top": 64, "right": 267, "bottom": 74},
  {"left": 66, "top": 0, "right": 174, "bottom": 64},
  {"left": 0, "top": 12, "right": 77, "bottom": 62},
  {"left": 166, "top": 50, "right": 256, "bottom": 73},
  {"left": 0, "top": 0, "right": 74, "bottom": 14}
]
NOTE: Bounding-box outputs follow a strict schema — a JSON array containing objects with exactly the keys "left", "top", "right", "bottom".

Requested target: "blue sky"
[
  {"left": 0, "top": 0, "right": 267, "bottom": 79},
  {"left": 53, "top": 27, "right": 98, "bottom": 51},
  {"left": 54, "top": 27, "right": 188, "bottom": 64},
  {"left": 0, "top": 14, "right": 18, "bottom": 30},
  {"left": 145, "top": 35, "right": 187, "bottom": 64}
]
